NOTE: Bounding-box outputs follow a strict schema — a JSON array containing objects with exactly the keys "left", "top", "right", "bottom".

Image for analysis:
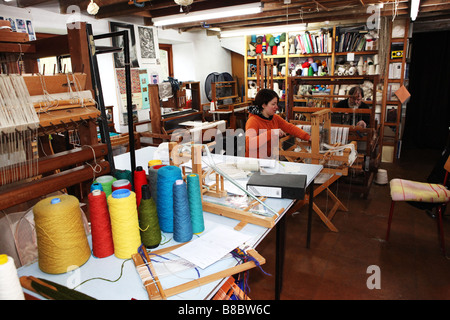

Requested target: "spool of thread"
[
  {"left": 236, "top": 159, "right": 260, "bottom": 171},
  {"left": 148, "top": 164, "right": 166, "bottom": 202},
  {"left": 33, "top": 195, "right": 91, "bottom": 274},
  {"left": 156, "top": 165, "right": 182, "bottom": 233},
  {"left": 95, "top": 175, "right": 117, "bottom": 198},
  {"left": 88, "top": 190, "right": 114, "bottom": 258},
  {"left": 107, "top": 189, "right": 141, "bottom": 259},
  {"left": 90, "top": 182, "right": 103, "bottom": 192},
  {"left": 172, "top": 180, "right": 192, "bottom": 243},
  {"left": 186, "top": 174, "right": 204, "bottom": 235},
  {"left": 134, "top": 166, "right": 147, "bottom": 208},
  {"left": 0, "top": 255, "right": 25, "bottom": 300},
  {"left": 112, "top": 179, "right": 132, "bottom": 192},
  {"left": 139, "top": 185, "right": 161, "bottom": 248}
]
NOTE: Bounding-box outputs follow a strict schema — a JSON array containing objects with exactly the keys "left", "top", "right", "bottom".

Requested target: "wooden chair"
[{"left": 386, "top": 155, "right": 450, "bottom": 255}]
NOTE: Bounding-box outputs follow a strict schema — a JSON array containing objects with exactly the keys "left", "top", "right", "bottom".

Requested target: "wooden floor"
[{"left": 245, "top": 148, "right": 450, "bottom": 300}]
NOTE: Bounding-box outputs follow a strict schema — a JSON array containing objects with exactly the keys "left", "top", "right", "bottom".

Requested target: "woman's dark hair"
[
  {"left": 348, "top": 86, "right": 364, "bottom": 97},
  {"left": 254, "top": 89, "right": 279, "bottom": 108}
]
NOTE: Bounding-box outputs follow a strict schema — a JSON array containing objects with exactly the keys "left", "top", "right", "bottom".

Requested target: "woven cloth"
[{"left": 390, "top": 178, "right": 450, "bottom": 203}]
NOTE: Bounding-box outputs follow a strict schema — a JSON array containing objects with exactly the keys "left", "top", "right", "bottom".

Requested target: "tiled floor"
[{"left": 246, "top": 148, "right": 450, "bottom": 300}]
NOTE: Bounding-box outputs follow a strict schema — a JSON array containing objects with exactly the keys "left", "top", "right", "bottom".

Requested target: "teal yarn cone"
[
  {"left": 156, "top": 165, "right": 182, "bottom": 233},
  {"left": 172, "top": 180, "right": 192, "bottom": 243},
  {"left": 186, "top": 173, "right": 204, "bottom": 234},
  {"left": 114, "top": 169, "right": 133, "bottom": 185},
  {"left": 138, "top": 184, "right": 161, "bottom": 249}
]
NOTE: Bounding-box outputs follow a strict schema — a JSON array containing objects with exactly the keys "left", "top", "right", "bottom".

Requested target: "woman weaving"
[{"left": 245, "top": 89, "right": 311, "bottom": 159}]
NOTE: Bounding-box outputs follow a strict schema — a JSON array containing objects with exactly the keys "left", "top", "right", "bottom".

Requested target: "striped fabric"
[{"left": 390, "top": 178, "right": 450, "bottom": 203}]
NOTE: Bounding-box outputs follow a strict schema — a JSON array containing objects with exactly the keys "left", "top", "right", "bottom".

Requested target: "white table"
[{"left": 18, "top": 147, "right": 322, "bottom": 300}]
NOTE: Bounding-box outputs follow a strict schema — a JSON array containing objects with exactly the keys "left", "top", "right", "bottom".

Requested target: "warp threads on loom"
[
  {"left": 138, "top": 184, "right": 161, "bottom": 249},
  {"left": 88, "top": 190, "right": 114, "bottom": 258},
  {"left": 172, "top": 180, "right": 193, "bottom": 243},
  {"left": 112, "top": 179, "right": 132, "bottom": 192},
  {"left": 148, "top": 164, "right": 166, "bottom": 203},
  {"left": 95, "top": 175, "right": 116, "bottom": 198},
  {"left": 33, "top": 195, "right": 91, "bottom": 274},
  {"left": 156, "top": 165, "right": 182, "bottom": 233},
  {"left": 186, "top": 173, "right": 205, "bottom": 234},
  {"left": 107, "top": 189, "right": 141, "bottom": 259},
  {"left": 134, "top": 166, "right": 147, "bottom": 208},
  {"left": 0, "top": 255, "right": 25, "bottom": 300}
]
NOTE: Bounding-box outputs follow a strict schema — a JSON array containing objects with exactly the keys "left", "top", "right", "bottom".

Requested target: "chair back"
[{"left": 444, "top": 155, "right": 450, "bottom": 185}]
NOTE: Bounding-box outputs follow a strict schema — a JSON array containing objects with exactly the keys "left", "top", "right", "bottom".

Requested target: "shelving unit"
[
  {"left": 244, "top": 26, "right": 382, "bottom": 116},
  {"left": 380, "top": 18, "right": 410, "bottom": 162}
]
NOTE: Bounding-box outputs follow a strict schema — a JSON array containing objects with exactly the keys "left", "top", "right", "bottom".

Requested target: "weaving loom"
[
  {"left": 0, "top": 73, "right": 110, "bottom": 211},
  {"left": 278, "top": 109, "right": 358, "bottom": 232}
]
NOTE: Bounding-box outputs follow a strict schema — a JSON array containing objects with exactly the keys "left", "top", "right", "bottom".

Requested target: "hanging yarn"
[
  {"left": 107, "top": 189, "right": 141, "bottom": 259},
  {"left": 33, "top": 195, "right": 91, "bottom": 274},
  {"left": 134, "top": 166, "right": 147, "bottom": 208},
  {"left": 95, "top": 175, "right": 116, "bottom": 198},
  {"left": 88, "top": 190, "right": 114, "bottom": 258},
  {"left": 0, "top": 255, "right": 25, "bottom": 300},
  {"left": 172, "top": 180, "right": 193, "bottom": 243},
  {"left": 186, "top": 173, "right": 204, "bottom": 234},
  {"left": 148, "top": 164, "right": 166, "bottom": 203},
  {"left": 156, "top": 165, "right": 182, "bottom": 233},
  {"left": 112, "top": 179, "right": 132, "bottom": 192},
  {"left": 138, "top": 184, "right": 161, "bottom": 248}
]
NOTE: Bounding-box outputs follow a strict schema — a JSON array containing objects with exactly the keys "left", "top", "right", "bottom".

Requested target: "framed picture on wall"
[
  {"left": 109, "top": 21, "right": 139, "bottom": 69},
  {"left": 137, "top": 26, "right": 158, "bottom": 64}
]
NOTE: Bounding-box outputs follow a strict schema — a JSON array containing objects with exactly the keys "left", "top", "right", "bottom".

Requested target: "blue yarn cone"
[{"left": 173, "top": 180, "right": 192, "bottom": 243}]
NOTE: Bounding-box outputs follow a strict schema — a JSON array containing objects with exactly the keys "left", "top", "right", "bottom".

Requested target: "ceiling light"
[
  {"left": 410, "top": 0, "right": 420, "bottom": 21},
  {"left": 153, "top": 3, "right": 262, "bottom": 27}
]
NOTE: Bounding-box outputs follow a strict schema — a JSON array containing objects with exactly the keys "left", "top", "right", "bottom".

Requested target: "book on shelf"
[{"left": 291, "top": 29, "right": 332, "bottom": 54}]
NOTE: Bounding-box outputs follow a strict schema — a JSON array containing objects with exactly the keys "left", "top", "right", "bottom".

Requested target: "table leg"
[
  {"left": 306, "top": 183, "right": 314, "bottom": 248},
  {"left": 275, "top": 213, "right": 286, "bottom": 300}
]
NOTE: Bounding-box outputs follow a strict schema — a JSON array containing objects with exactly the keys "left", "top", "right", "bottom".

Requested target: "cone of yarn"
[
  {"left": 95, "top": 175, "right": 117, "bottom": 198},
  {"left": 156, "top": 165, "right": 182, "bottom": 233},
  {"left": 88, "top": 190, "right": 114, "bottom": 258},
  {"left": 148, "top": 164, "right": 166, "bottom": 203},
  {"left": 114, "top": 169, "right": 133, "bottom": 183},
  {"left": 112, "top": 179, "right": 132, "bottom": 192},
  {"left": 173, "top": 180, "right": 192, "bottom": 243},
  {"left": 186, "top": 173, "right": 205, "bottom": 234},
  {"left": 90, "top": 182, "right": 103, "bottom": 192},
  {"left": 107, "top": 189, "right": 142, "bottom": 259},
  {"left": 134, "top": 166, "right": 147, "bottom": 208},
  {"left": 0, "top": 255, "right": 25, "bottom": 300},
  {"left": 148, "top": 159, "right": 162, "bottom": 171},
  {"left": 138, "top": 184, "right": 161, "bottom": 248},
  {"left": 33, "top": 195, "right": 91, "bottom": 274}
]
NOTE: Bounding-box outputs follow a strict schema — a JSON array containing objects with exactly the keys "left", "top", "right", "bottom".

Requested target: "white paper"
[{"left": 171, "top": 226, "right": 252, "bottom": 269}]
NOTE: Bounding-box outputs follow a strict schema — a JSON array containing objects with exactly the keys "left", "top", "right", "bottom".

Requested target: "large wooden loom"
[
  {"left": 278, "top": 109, "right": 357, "bottom": 232},
  {"left": 0, "top": 73, "right": 110, "bottom": 212}
]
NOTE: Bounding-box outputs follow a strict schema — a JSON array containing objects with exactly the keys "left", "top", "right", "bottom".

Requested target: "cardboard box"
[{"left": 246, "top": 172, "right": 307, "bottom": 200}]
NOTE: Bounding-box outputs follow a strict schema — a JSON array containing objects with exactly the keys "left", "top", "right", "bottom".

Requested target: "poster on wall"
[
  {"left": 137, "top": 26, "right": 158, "bottom": 64},
  {"left": 109, "top": 21, "right": 139, "bottom": 69}
]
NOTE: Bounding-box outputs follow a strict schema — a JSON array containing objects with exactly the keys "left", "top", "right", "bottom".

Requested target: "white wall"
[{"left": 0, "top": 2, "right": 235, "bottom": 131}]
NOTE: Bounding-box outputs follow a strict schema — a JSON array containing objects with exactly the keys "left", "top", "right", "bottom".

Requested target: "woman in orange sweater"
[{"left": 245, "top": 89, "right": 311, "bottom": 159}]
